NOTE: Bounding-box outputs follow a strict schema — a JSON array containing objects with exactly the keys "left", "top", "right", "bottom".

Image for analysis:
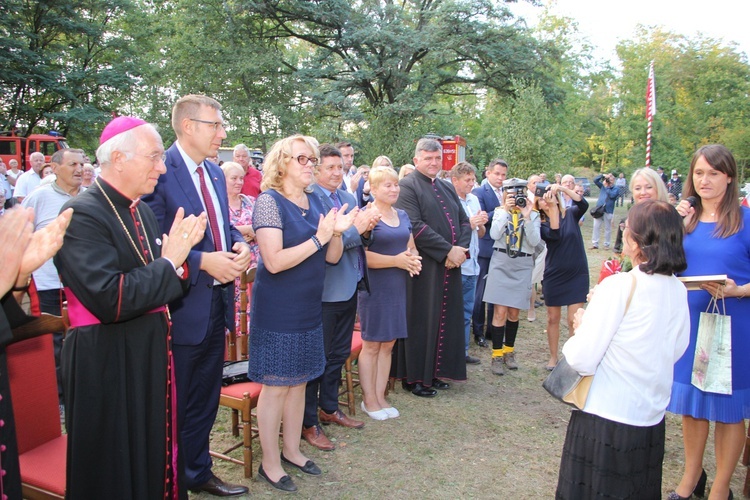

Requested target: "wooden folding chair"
[
  {"left": 210, "top": 269, "right": 262, "bottom": 478},
  {"left": 338, "top": 324, "right": 363, "bottom": 416}
]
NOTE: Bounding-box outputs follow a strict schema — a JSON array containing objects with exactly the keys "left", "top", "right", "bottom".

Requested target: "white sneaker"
[
  {"left": 361, "top": 402, "right": 388, "bottom": 421},
  {"left": 382, "top": 406, "right": 400, "bottom": 419}
]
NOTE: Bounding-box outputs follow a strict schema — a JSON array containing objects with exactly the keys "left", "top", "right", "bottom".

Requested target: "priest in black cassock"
[
  {"left": 0, "top": 206, "right": 70, "bottom": 500},
  {"left": 394, "top": 138, "right": 472, "bottom": 397},
  {"left": 54, "top": 117, "right": 206, "bottom": 499}
]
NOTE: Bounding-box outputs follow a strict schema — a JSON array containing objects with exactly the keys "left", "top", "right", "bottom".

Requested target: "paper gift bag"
[{"left": 691, "top": 296, "right": 732, "bottom": 395}]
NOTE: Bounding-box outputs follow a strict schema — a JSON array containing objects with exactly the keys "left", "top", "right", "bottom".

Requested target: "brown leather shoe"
[
  {"left": 319, "top": 409, "right": 365, "bottom": 429},
  {"left": 190, "top": 474, "right": 249, "bottom": 496},
  {"left": 302, "top": 424, "right": 335, "bottom": 451}
]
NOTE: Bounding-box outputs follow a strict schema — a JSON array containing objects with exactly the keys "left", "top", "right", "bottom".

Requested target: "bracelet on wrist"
[
  {"left": 739, "top": 284, "right": 747, "bottom": 299},
  {"left": 332, "top": 232, "right": 342, "bottom": 238},
  {"left": 311, "top": 235, "right": 323, "bottom": 251}
]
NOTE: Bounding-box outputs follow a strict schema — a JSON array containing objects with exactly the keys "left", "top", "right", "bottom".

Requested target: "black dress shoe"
[
  {"left": 465, "top": 355, "right": 481, "bottom": 364},
  {"left": 258, "top": 464, "right": 298, "bottom": 492},
  {"left": 432, "top": 378, "right": 450, "bottom": 390},
  {"left": 281, "top": 453, "right": 322, "bottom": 475},
  {"left": 401, "top": 380, "right": 416, "bottom": 391},
  {"left": 411, "top": 383, "right": 437, "bottom": 397},
  {"left": 474, "top": 335, "right": 488, "bottom": 347},
  {"left": 191, "top": 474, "right": 249, "bottom": 496}
]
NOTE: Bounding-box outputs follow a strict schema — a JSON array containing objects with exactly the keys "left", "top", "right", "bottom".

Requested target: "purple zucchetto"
[{"left": 99, "top": 116, "right": 148, "bottom": 145}]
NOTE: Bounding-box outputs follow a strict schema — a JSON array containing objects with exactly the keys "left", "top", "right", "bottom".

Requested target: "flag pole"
[{"left": 645, "top": 61, "right": 656, "bottom": 167}]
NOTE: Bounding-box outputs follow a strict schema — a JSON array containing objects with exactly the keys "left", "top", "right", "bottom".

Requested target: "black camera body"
[{"left": 503, "top": 178, "right": 528, "bottom": 208}]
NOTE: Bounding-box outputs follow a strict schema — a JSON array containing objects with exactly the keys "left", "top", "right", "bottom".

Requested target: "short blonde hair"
[
  {"left": 171, "top": 94, "right": 221, "bottom": 137},
  {"left": 398, "top": 164, "right": 415, "bottom": 180},
  {"left": 368, "top": 166, "right": 399, "bottom": 190},
  {"left": 261, "top": 135, "right": 320, "bottom": 194},
  {"left": 221, "top": 161, "right": 244, "bottom": 177},
  {"left": 371, "top": 155, "right": 393, "bottom": 168}
]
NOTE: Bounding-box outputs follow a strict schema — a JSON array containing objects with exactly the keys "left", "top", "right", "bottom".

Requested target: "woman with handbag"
[
  {"left": 556, "top": 200, "right": 690, "bottom": 499},
  {"left": 667, "top": 144, "right": 750, "bottom": 500}
]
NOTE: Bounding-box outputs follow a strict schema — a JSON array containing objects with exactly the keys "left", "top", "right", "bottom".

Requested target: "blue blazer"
[
  {"left": 472, "top": 183, "right": 502, "bottom": 259},
  {"left": 312, "top": 184, "right": 369, "bottom": 302},
  {"left": 143, "top": 143, "right": 244, "bottom": 345}
]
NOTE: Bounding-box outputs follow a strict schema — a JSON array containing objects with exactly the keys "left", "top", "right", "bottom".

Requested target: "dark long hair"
[
  {"left": 682, "top": 144, "right": 742, "bottom": 237},
  {"left": 626, "top": 200, "right": 687, "bottom": 276}
]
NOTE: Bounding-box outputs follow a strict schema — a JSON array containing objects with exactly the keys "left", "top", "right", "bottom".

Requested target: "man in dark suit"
[
  {"left": 144, "top": 94, "right": 251, "bottom": 497},
  {"left": 303, "top": 144, "right": 379, "bottom": 450},
  {"left": 471, "top": 159, "right": 507, "bottom": 346}
]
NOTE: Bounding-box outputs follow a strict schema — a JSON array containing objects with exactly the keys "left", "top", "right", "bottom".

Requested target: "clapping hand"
[
  {"left": 354, "top": 203, "right": 381, "bottom": 235},
  {"left": 162, "top": 208, "right": 206, "bottom": 267},
  {"left": 20, "top": 208, "right": 73, "bottom": 278},
  {"left": 333, "top": 203, "right": 359, "bottom": 234}
]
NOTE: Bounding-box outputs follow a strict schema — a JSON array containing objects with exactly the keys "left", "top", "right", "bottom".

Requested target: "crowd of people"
[{"left": 0, "top": 93, "right": 748, "bottom": 498}]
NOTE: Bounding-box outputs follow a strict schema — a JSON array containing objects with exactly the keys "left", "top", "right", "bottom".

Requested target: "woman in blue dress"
[
  {"left": 249, "top": 135, "right": 357, "bottom": 493},
  {"left": 667, "top": 144, "right": 750, "bottom": 500},
  {"left": 357, "top": 166, "right": 421, "bottom": 420}
]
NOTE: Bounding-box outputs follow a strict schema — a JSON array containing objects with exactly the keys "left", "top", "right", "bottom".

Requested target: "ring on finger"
[{"left": 182, "top": 233, "right": 189, "bottom": 239}]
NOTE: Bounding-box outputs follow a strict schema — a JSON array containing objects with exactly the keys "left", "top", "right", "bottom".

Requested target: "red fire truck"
[
  {"left": 0, "top": 130, "right": 69, "bottom": 171},
  {"left": 423, "top": 134, "right": 467, "bottom": 171}
]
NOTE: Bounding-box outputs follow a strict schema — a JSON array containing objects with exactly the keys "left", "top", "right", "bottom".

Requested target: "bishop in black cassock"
[{"left": 54, "top": 118, "right": 204, "bottom": 499}]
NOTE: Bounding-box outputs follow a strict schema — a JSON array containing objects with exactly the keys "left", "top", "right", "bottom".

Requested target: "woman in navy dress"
[
  {"left": 667, "top": 145, "right": 750, "bottom": 500},
  {"left": 537, "top": 185, "right": 589, "bottom": 370},
  {"left": 357, "top": 167, "right": 421, "bottom": 420},
  {"left": 249, "top": 135, "right": 356, "bottom": 493}
]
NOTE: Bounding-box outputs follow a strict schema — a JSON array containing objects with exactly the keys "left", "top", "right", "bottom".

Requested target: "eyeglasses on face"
[
  {"left": 294, "top": 154, "right": 318, "bottom": 167},
  {"left": 189, "top": 118, "right": 226, "bottom": 132},
  {"left": 135, "top": 152, "right": 167, "bottom": 164}
]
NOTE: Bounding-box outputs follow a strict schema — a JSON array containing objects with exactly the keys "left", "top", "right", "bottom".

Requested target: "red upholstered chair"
[
  {"left": 7, "top": 334, "right": 66, "bottom": 499},
  {"left": 211, "top": 269, "right": 262, "bottom": 478},
  {"left": 338, "top": 325, "right": 363, "bottom": 416}
]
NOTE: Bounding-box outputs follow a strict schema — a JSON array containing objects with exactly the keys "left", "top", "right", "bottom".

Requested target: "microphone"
[{"left": 681, "top": 196, "right": 697, "bottom": 218}]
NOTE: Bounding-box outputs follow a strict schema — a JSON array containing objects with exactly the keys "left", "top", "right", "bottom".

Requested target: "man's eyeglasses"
[
  {"left": 295, "top": 155, "right": 318, "bottom": 167},
  {"left": 136, "top": 152, "right": 167, "bottom": 164},
  {"left": 189, "top": 118, "right": 226, "bottom": 132}
]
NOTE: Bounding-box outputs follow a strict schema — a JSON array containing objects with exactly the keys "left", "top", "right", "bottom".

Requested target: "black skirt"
[{"left": 556, "top": 410, "right": 665, "bottom": 500}]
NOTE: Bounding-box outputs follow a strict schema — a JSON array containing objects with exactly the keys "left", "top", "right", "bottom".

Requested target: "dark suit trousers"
[
  {"left": 173, "top": 287, "right": 225, "bottom": 488},
  {"left": 304, "top": 292, "right": 357, "bottom": 427},
  {"left": 472, "top": 256, "right": 493, "bottom": 337},
  {"left": 37, "top": 289, "right": 65, "bottom": 405}
]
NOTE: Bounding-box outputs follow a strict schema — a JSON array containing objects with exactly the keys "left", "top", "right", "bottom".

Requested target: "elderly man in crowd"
[
  {"left": 22, "top": 148, "right": 85, "bottom": 415},
  {"left": 54, "top": 116, "right": 206, "bottom": 498},
  {"left": 234, "top": 143, "right": 262, "bottom": 198},
  {"left": 13, "top": 151, "right": 45, "bottom": 202},
  {"left": 450, "top": 162, "right": 488, "bottom": 366},
  {"left": 471, "top": 159, "right": 507, "bottom": 347},
  {"left": 394, "top": 138, "right": 471, "bottom": 397},
  {"left": 302, "top": 144, "right": 380, "bottom": 450},
  {"left": 145, "top": 95, "right": 251, "bottom": 497}
]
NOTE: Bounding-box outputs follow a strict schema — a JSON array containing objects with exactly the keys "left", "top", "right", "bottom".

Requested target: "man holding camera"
[{"left": 591, "top": 173, "right": 619, "bottom": 250}]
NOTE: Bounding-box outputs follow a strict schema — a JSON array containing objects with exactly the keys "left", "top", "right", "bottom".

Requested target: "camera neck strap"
[{"left": 505, "top": 209, "right": 525, "bottom": 257}]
